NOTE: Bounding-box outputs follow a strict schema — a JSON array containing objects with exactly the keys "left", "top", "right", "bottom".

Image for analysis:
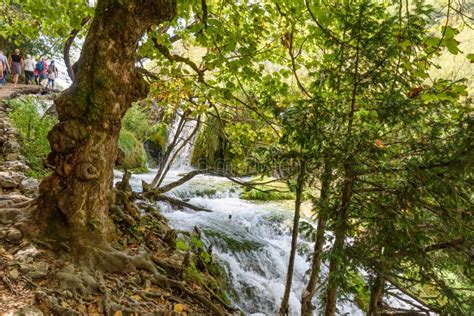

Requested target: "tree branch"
[
  {"left": 150, "top": 194, "right": 212, "bottom": 212},
  {"left": 152, "top": 35, "right": 206, "bottom": 82},
  {"left": 63, "top": 16, "right": 90, "bottom": 81}
]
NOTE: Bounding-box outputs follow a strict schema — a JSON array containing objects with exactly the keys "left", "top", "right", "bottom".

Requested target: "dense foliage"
[
  {"left": 143, "top": 0, "right": 473, "bottom": 314},
  {"left": 7, "top": 97, "right": 56, "bottom": 178},
  {"left": 3, "top": 0, "right": 472, "bottom": 314}
]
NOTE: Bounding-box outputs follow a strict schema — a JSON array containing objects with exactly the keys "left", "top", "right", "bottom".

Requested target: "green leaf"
[
  {"left": 442, "top": 26, "right": 458, "bottom": 38},
  {"left": 444, "top": 38, "right": 460, "bottom": 55}
]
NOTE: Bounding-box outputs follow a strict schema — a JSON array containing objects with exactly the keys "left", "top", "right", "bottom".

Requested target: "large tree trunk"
[
  {"left": 279, "top": 161, "right": 306, "bottom": 315},
  {"left": 35, "top": 0, "right": 176, "bottom": 242},
  {"left": 301, "top": 163, "right": 332, "bottom": 315},
  {"left": 324, "top": 164, "right": 354, "bottom": 316}
]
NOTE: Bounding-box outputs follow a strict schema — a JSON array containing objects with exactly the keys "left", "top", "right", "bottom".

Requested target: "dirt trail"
[{"left": 0, "top": 84, "right": 48, "bottom": 100}]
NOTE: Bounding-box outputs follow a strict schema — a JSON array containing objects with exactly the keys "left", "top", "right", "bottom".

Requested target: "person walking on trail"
[
  {"left": 36, "top": 56, "right": 48, "bottom": 86},
  {"left": 47, "top": 60, "right": 59, "bottom": 89},
  {"left": 0, "top": 50, "right": 10, "bottom": 88},
  {"left": 24, "top": 54, "right": 36, "bottom": 85},
  {"left": 9, "top": 48, "right": 23, "bottom": 87}
]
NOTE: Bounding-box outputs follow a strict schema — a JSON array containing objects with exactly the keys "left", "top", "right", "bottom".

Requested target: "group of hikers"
[{"left": 0, "top": 48, "right": 59, "bottom": 89}]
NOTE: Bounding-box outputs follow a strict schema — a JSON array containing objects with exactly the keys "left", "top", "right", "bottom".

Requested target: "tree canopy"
[{"left": 1, "top": 0, "right": 472, "bottom": 314}]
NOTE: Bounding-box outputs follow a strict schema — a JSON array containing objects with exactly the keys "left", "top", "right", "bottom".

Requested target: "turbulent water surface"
[{"left": 115, "top": 169, "right": 363, "bottom": 315}]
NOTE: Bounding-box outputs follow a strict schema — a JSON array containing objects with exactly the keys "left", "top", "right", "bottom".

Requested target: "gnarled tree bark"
[{"left": 35, "top": 0, "right": 176, "bottom": 242}]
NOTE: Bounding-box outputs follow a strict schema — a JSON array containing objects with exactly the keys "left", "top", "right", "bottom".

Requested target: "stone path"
[{"left": 0, "top": 84, "right": 49, "bottom": 314}]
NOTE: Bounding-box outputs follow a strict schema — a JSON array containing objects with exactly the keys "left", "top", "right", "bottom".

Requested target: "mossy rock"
[
  {"left": 144, "top": 123, "right": 167, "bottom": 166},
  {"left": 6, "top": 97, "right": 57, "bottom": 179},
  {"left": 203, "top": 229, "right": 263, "bottom": 252},
  {"left": 118, "top": 130, "right": 147, "bottom": 170},
  {"left": 148, "top": 123, "right": 167, "bottom": 148},
  {"left": 240, "top": 188, "right": 295, "bottom": 201}
]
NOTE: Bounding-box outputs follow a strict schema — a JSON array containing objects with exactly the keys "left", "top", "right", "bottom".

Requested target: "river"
[
  {"left": 114, "top": 168, "right": 364, "bottom": 315},
  {"left": 27, "top": 95, "right": 410, "bottom": 315}
]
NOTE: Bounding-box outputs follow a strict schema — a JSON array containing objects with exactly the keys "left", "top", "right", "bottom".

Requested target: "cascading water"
[
  {"left": 114, "top": 166, "right": 364, "bottom": 315},
  {"left": 165, "top": 111, "right": 198, "bottom": 171},
  {"left": 114, "top": 114, "right": 368, "bottom": 314}
]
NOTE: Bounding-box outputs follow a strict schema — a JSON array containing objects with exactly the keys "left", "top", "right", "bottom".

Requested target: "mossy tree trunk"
[
  {"left": 0, "top": 36, "right": 6, "bottom": 51},
  {"left": 36, "top": 0, "right": 176, "bottom": 242}
]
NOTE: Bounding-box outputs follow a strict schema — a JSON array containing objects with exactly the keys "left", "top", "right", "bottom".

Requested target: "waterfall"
[
  {"left": 116, "top": 170, "right": 364, "bottom": 315},
  {"left": 113, "top": 112, "right": 414, "bottom": 315},
  {"left": 165, "top": 110, "right": 198, "bottom": 171}
]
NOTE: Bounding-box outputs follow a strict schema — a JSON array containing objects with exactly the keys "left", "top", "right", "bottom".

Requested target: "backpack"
[{"left": 36, "top": 61, "right": 44, "bottom": 72}]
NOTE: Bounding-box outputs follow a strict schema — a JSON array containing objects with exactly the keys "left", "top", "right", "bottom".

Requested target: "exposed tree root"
[{"left": 0, "top": 171, "right": 236, "bottom": 314}]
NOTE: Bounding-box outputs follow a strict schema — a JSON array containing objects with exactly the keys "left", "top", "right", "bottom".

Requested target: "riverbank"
[{"left": 0, "top": 89, "right": 234, "bottom": 315}]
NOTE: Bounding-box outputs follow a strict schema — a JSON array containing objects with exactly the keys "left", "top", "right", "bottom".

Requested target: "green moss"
[
  {"left": 148, "top": 123, "right": 168, "bottom": 148},
  {"left": 118, "top": 130, "right": 147, "bottom": 170},
  {"left": 191, "top": 123, "right": 222, "bottom": 166},
  {"left": 264, "top": 213, "right": 286, "bottom": 223},
  {"left": 240, "top": 179, "right": 295, "bottom": 201},
  {"left": 203, "top": 229, "right": 263, "bottom": 252},
  {"left": 240, "top": 189, "right": 295, "bottom": 201},
  {"left": 177, "top": 232, "right": 233, "bottom": 305},
  {"left": 122, "top": 105, "right": 155, "bottom": 141}
]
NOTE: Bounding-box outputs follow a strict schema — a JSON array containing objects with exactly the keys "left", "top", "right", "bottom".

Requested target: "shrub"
[
  {"left": 122, "top": 105, "right": 154, "bottom": 141},
  {"left": 7, "top": 97, "right": 56, "bottom": 178}
]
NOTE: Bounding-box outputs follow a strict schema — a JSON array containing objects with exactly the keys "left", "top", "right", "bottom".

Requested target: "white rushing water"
[
  {"left": 114, "top": 113, "right": 423, "bottom": 315},
  {"left": 114, "top": 113, "right": 365, "bottom": 314},
  {"left": 163, "top": 111, "right": 198, "bottom": 171},
  {"left": 114, "top": 168, "right": 363, "bottom": 315}
]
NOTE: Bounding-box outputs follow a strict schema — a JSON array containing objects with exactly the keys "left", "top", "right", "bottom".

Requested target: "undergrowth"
[
  {"left": 119, "top": 105, "right": 156, "bottom": 171},
  {"left": 7, "top": 97, "right": 56, "bottom": 178}
]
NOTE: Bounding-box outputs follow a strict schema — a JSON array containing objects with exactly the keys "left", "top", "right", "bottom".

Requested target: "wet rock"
[
  {"left": 13, "top": 305, "right": 44, "bottom": 316},
  {"left": 20, "top": 178, "right": 39, "bottom": 195},
  {"left": 6, "top": 228, "right": 23, "bottom": 243}
]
